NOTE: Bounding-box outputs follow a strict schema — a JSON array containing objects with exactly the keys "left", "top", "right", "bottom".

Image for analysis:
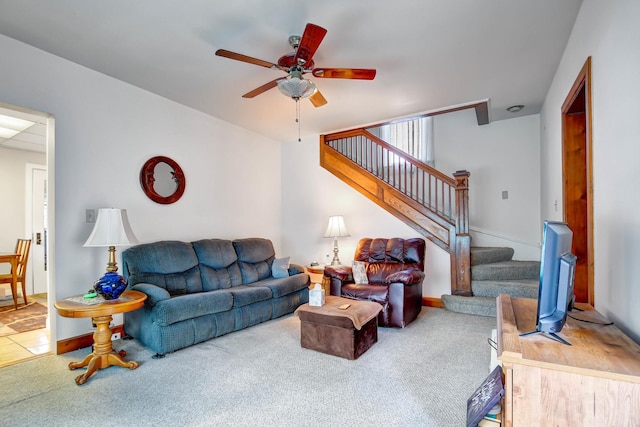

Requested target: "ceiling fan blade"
[
  {"left": 216, "top": 49, "right": 280, "bottom": 70},
  {"left": 293, "top": 23, "right": 327, "bottom": 66},
  {"left": 242, "top": 79, "right": 281, "bottom": 98},
  {"left": 312, "top": 68, "right": 377, "bottom": 80},
  {"left": 309, "top": 90, "right": 327, "bottom": 107}
]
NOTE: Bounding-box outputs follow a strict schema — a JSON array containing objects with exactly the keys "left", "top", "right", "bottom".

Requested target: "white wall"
[
  {"left": 0, "top": 34, "right": 283, "bottom": 341},
  {"left": 540, "top": 0, "right": 640, "bottom": 342},
  {"left": 434, "top": 110, "right": 542, "bottom": 260},
  {"left": 0, "top": 147, "right": 46, "bottom": 274}
]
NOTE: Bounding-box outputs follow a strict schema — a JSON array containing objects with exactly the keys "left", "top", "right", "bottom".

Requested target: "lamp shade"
[
  {"left": 83, "top": 208, "right": 139, "bottom": 247},
  {"left": 323, "top": 215, "right": 350, "bottom": 238}
]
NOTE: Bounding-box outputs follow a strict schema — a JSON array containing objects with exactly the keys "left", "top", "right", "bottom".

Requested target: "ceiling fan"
[{"left": 215, "top": 23, "right": 376, "bottom": 107}]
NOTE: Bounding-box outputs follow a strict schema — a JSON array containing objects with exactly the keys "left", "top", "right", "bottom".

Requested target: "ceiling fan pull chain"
[{"left": 296, "top": 100, "right": 302, "bottom": 142}]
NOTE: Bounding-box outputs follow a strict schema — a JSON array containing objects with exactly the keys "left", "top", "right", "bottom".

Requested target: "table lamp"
[
  {"left": 83, "top": 208, "right": 139, "bottom": 300},
  {"left": 323, "top": 215, "right": 350, "bottom": 265}
]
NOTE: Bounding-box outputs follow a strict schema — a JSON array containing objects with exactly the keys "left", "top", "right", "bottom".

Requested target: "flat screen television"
[{"left": 520, "top": 220, "right": 577, "bottom": 346}]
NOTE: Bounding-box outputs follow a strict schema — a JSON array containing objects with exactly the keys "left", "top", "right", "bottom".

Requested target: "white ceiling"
[
  {"left": 0, "top": 104, "right": 47, "bottom": 153},
  {"left": 0, "top": 0, "right": 583, "bottom": 145}
]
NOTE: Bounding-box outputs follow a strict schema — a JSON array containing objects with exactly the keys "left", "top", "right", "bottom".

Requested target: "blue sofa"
[{"left": 121, "top": 238, "right": 309, "bottom": 356}]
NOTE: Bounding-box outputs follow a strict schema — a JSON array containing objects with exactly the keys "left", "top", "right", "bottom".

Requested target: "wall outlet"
[{"left": 111, "top": 332, "right": 122, "bottom": 341}]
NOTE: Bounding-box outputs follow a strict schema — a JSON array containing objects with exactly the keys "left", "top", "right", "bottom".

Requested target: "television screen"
[{"left": 520, "top": 221, "right": 576, "bottom": 346}]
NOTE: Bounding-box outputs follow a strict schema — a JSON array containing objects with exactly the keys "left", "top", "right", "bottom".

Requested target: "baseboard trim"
[
  {"left": 56, "top": 324, "right": 125, "bottom": 355},
  {"left": 422, "top": 297, "right": 445, "bottom": 308}
]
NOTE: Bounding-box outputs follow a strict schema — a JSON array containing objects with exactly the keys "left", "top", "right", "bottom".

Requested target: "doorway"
[
  {"left": 561, "top": 57, "right": 594, "bottom": 305},
  {"left": 0, "top": 101, "right": 55, "bottom": 364}
]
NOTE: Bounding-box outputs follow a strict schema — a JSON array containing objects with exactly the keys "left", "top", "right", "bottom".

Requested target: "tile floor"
[
  {"left": 0, "top": 327, "right": 51, "bottom": 367},
  {"left": 0, "top": 292, "right": 52, "bottom": 368}
]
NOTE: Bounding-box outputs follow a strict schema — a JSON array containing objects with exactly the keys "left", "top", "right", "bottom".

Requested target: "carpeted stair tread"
[
  {"left": 470, "top": 247, "right": 514, "bottom": 265},
  {"left": 472, "top": 260, "right": 540, "bottom": 281},
  {"left": 441, "top": 294, "right": 496, "bottom": 317},
  {"left": 471, "top": 279, "right": 538, "bottom": 299},
  {"left": 442, "top": 247, "right": 540, "bottom": 317}
]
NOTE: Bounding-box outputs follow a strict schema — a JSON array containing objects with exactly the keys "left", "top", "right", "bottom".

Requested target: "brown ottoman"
[{"left": 295, "top": 296, "right": 382, "bottom": 360}]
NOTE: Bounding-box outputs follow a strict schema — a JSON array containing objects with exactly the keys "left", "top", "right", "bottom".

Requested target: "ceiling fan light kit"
[{"left": 277, "top": 76, "right": 317, "bottom": 100}]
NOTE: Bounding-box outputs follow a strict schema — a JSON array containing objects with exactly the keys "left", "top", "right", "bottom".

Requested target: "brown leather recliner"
[{"left": 324, "top": 237, "right": 426, "bottom": 328}]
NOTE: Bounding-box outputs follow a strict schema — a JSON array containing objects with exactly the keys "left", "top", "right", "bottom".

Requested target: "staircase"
[
  {"left": 442, "top": 247, "right": 540, "bottom": 316},
  {"left": 319, "top": 128, "right": 539, "bottom": 315}
]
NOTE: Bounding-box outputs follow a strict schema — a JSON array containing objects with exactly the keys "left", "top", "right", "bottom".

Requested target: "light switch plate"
[{"left": 86, "top": 208, "right": 97, "bottom": 223}]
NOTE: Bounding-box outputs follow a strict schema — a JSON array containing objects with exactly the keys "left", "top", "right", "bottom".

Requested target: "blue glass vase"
[{"left": 93, "top": 272, "right": 127, "bottom": 300}]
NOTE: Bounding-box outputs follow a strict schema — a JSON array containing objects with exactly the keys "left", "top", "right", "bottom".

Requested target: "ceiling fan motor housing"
[{"left": 278, "top": 52, "right": 313, "bottom": 70}]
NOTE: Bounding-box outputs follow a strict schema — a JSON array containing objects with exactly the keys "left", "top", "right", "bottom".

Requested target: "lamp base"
[
  {"left": 93, "top": 272, "right": 127, "bottom": 300},
  {"left": 331, "top": 237, "right": 341, "bottom": 265}
]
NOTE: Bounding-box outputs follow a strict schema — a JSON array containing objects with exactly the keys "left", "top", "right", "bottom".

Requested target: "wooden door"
[{"left": 562, "top": 58, "right": 593, "bottom": 305}]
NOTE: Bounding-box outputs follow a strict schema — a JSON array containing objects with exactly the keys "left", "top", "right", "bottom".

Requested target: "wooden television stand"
[{"left": 497, "top": 294, "right": 640, "bottom": 427}]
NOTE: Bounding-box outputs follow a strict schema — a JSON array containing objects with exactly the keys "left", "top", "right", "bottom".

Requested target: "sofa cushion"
[
  {"left": 192, "top": 239, "right": 237, "bottom": 268},
  {"left": 248, "top": 273, "right": 309, "bottom": 298},
  {"left": 199, "top": 264, "right": 243, "bottom": 291},
  {"left": 192, "top": 239, "right": 243, "bottom": 290},
  {"left": 122, "top": 241, "right": 203, "bottom": 295},
  {"left": 153, "top": 290, "right": 234, "bottom": 326},
  {"left": 228, "top": 285, "right": 272, "bottom": 307},
  {"left": 233, "top": 238, "right": 276, "bottom": 284},
  {"left": 354, "top": 237, "right": 426, "bottom": 271}
]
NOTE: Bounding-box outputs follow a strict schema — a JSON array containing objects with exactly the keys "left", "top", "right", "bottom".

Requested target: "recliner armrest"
[
  {"left": 324, "top": 265, "right": 353, "bottom": 281},
  {"left": 131, "top": 283, "right": 171, "bottom": 307},
  {"left": 385, "top": 269, "right": 425, "bottom": 285}
]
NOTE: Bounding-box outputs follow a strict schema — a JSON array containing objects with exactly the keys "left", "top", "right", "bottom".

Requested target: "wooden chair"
[{"left": 0, "top": 239, "right": 32, "bottom": 309}]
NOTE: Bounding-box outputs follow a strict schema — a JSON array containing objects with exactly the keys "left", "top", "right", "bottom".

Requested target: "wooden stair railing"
[{"left": 320, "top": 128, "right": 471, "bottom": 296}]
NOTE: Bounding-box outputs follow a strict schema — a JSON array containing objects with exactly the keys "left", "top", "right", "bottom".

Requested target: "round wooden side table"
[
  {"left": 305, "top": 264, "right": 330, "bottom": 295},
  {"left": 54, "top": 289, "right": 147, "bottom": 385}
]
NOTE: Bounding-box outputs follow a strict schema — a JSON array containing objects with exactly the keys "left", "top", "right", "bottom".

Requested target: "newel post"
[{"left": 452, "top": 170, "right": 472, "bottom": 296}]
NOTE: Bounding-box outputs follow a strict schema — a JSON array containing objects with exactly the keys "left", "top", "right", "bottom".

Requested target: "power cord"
[{"left": 567, "top": 313, "right": 614, "bottom": 326}]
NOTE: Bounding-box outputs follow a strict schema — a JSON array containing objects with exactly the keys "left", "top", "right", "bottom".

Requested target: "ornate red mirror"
[{"left": 140, "top": 156, "right": 186, "bottom": 204}]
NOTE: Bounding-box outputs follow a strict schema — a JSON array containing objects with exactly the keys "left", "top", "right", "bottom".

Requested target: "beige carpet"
[
  {"left": 0, "top": 294, "right": 48, "bottom": 336},
  {"left": 0, "top": 307, "right": 497, "bottom": 426}
]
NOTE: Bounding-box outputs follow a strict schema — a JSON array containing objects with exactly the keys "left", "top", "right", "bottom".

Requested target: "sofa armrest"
[
  {"left": 131, "top": 283, "right": 171, "bottom": 307},
  {"left": 324, "top": 265, "right": 353, "bottom": 281},
  {"left": 288, "top": 262, "right": 305, "bottom": 275},
  {"left": 385, "top": 269, "right": 425, "bottom": 285}
]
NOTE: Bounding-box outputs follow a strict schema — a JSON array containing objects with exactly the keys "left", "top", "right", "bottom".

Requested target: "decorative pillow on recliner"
[
  {"left": 271, "top": 257, "right": 290, "bottom": 279},
  {"left": 352, "top": 261, "right": 369, "bottom": 285}
]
